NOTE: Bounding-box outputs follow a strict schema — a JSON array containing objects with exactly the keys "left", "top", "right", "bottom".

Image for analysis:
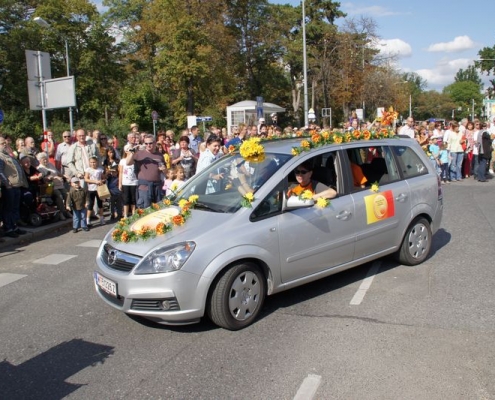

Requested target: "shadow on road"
[{"left": 0, "top": 338, "right": 114, "bottom": 399}]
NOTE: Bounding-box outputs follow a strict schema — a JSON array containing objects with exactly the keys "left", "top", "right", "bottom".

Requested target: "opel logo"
[{"left": 108, "top": 249, "right": 118, "bottom": 265}]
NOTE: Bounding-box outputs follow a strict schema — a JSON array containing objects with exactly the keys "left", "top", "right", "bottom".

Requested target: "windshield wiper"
[{"left": 194, "top": 202, "right": 224, "bottom": 213}]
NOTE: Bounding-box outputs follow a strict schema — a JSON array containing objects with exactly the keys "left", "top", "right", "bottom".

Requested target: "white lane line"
[
  {"left": 0, "top": 273, "right": 27, "bottom": 289},
  {"left": 350, "top": 260, "right": 381, "bottom": 305},
  {"left": 33, "top": 254, "right": 77, "bottom": 265},
  {"left": 77, "top": 240, "right": 102, "bottom": 248},
  {"left": 293, "top": 374, "right": 322, "bottom": 400}
]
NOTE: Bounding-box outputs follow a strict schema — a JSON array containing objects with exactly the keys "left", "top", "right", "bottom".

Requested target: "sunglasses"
[
  {"left": 63, "top": 136, "right": 70, "bottom": 138},
  {"left": 295, "top": 169, "right": 310, "bottom": 175},
  {"left": 144, "top": 142, "right": 154, "bottom": 145}
]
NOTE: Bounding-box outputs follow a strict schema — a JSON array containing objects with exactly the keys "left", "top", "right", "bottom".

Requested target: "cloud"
[
  {"left": 341, "top": 2, "right": 404, "bottom": 17},
  {"left": 427, "top": 36, "right": 477, "bottom": 53},
  {"left": 376, "top": 39, "right": 412, "bottom": 58},
  {"left": 415, "top": 57, "right": 483, "bottom": 89}
]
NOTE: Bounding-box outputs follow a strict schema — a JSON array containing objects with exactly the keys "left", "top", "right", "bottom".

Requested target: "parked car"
[{"left": 94, "top": 136, "right": 443, "bottom": 330}]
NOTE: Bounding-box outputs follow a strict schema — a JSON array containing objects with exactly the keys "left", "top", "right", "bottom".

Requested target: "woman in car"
[{"left": 287, "top": 160, "right": 337, "bottom": 200}]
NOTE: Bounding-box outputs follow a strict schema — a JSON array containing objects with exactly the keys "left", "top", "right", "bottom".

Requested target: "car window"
[
  {"left": 392, "top": 145, "right": 428, "bottom": 178},
  {"left": 174, "top": 153, "right": 292, "bottom": 213},
  {"left": 250, "top": 181, "right": 284, "bottom": 220}
]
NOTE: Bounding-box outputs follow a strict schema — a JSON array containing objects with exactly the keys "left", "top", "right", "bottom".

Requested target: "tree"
[
  {"left": 443, "top": 80, "right": 484, "bottom": 120},
  {"left": 476, "top": 46, "right": 495, "bottom": 98}
]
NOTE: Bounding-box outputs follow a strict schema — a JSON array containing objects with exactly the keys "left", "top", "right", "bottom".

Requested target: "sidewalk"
[{"left": 0, "top": 218, "right": 74, "bottom": 250}]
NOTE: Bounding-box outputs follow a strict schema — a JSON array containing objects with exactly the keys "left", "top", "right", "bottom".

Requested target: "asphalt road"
[{"left": 1, "top": 178, "right": 494, "bottom": 399}]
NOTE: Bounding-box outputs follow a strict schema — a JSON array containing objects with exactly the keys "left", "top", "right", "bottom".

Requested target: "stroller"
[{"left": 20, "top": 183, "right": 60, "bottom": 226}]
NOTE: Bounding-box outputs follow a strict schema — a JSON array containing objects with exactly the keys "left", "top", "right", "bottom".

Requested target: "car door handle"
[
  {"left": 395, "top": 193, "right": 408, "bottom": 202},
  {"left": 336, "top": 210, "right": 351, "bottom": 220}
]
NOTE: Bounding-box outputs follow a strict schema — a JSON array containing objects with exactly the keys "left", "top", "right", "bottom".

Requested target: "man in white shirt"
[
  {"left": 398, "top": 117, "right": 416, "bottom": 138},
  {"left": 55, "top": 131, "right": 73, "bottom": 176}
]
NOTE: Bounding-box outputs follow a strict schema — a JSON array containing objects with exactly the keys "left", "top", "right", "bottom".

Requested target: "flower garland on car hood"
[{"left": 111, "top": 195, "right": 198, "bottom": 242}]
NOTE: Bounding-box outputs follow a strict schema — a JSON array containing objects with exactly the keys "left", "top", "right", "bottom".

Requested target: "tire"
[
  {"left": 207, "top": 262, "right": 266, "bottom": 330},
  {"left": 29, "top": 213, "right": 43, "bottom": 227},
  {"left": 397, "top": 217, "right": 432, "bottom": 266}
]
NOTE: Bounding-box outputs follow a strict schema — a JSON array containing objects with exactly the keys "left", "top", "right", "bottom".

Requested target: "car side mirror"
[{"left": 286, "top": 196, "right": 315, "bottom": 209}]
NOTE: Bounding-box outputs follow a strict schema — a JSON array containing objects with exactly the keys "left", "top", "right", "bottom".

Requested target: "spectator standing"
[
  {"left": 447, "top": 121, "right": 465, "bottom": 182},
  {"left": 15, "top": 138, "right": 25, "bottom": 159},
  {"left": 21, "top": 136, "right": 40, "bottom": 166},
  {"left": 196, "top": 135, "right": 223, "bottom": 174},
  {"left": 478, "top": 123, "right": 491, "bottom": 182},
  {"left": 439, "top": 142, "right": 450, "bottom": 184},
  {"left": 399, "top": 117, "right": 416, "bottom": 139},
  {"left": 463, "top": 121, "right": 475, "bottom": 178},
  {"left": 66, "top": 129, "right": 100, "bottom": 187},
  {"left": 472, "top": 121, "right": 482, "bottom": 179},
  {"left": 171, "top": 136, "right": 198, "bottom": 179},
  {"left": 106, "top": 166, "right": 123, "bottom": 221},
  {"left": 0, "top": 136, "right": 28, "bottom": 237},
  {"left": 84, "top": 156, "right": 106, "bottom": 226},
  {"left": 46, "top": 130, "right": 58, "bottom": 165},
  {"left": 188, "top": 126, "right": 202, "bottom": 154},
  {"left": 55, "top": 131, "right": 72, "bottom": 177},
  {"left": 119, "top": 146, "right": 138, "bottom": 217},
  {"left": 66, "top": 176, "right": 89, "bottom": 232},
  {"left": 126, "top": 134, "right": 166, "bottom": 209}
]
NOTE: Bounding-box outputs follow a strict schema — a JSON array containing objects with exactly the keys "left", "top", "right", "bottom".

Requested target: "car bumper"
[{"left": 94, "top": 257, "right": 211, "bottom": 325}]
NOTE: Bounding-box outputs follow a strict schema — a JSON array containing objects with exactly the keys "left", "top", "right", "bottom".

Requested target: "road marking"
[
  {"left": 350, "top": 260, "right": 381, "bottom": 305},
  {"left": 33, "top": 254, "right": 77, "bottom": 265},
  {"left": 0, "top": 273, "right": 27, "bottom": 288},
  {"left": 77, "top": 240, "right": 102, "bottom": 248},
  {"left": 293, "top": 374, "right": 322, "bottom": 400}
]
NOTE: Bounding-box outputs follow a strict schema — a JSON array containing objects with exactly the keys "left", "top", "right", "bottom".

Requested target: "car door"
[
  {"left": 278, "top": 151, "right": 357, "bottom": 283},
  {"left": 347, "top": 144, "right": 412, "bottom": 259}
]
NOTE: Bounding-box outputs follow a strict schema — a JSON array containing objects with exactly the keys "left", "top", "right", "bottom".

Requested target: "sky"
[{"left": 91, "top": 0, "right": 494, "bottom": 92}]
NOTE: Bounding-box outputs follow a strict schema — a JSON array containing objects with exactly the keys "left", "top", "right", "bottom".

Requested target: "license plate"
[{"left": 94, "top": 272, "right": 118, "bottom": 297}]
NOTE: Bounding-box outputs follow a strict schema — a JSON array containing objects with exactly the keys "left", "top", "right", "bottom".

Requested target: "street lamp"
[
  {"left": 302, "top": 0, "right": 309, "bottom": 128},
  {"left": 33, "top": 16, "right": 74, "bottom": 136}
]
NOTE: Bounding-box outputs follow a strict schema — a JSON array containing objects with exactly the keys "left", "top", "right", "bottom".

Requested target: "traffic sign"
[
  {"left": 152, "top": 110, "right": 159, "bottom": 121},
  {"left": 196, "top": 116, "right": 212, "bottom": 122},
  {"left": 0, "top": 109, "right": 3, "bottom": 124}
]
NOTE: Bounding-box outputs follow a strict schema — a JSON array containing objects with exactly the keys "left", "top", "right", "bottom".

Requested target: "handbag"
[{"left": 96, "top": 183, "right": 111, "bottom": 199}]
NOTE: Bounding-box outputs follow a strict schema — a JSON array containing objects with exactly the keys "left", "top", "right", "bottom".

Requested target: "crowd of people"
[{"left": 2, "top": 115, "right": 495, "bottom": 238}]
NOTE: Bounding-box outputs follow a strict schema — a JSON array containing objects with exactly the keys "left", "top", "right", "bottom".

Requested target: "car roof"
[{"left": 261, "top": 136, "right": 413, "bottom": 155}]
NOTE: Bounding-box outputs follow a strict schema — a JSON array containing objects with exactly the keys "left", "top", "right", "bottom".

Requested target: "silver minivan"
[{"left": 94, "top": 136, "right": 443, "bottom": 330}]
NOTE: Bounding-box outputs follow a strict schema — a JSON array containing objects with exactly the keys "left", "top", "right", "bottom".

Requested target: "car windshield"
[{"left": 172, "top": 152, "right": 292, "bottom": 213}]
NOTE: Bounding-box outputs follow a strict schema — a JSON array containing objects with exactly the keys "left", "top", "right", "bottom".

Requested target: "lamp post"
[
  {"left": 33, "top": 17, "right": 74, "bottom": 136},
  {"left": 302, "top": 0, "right": 309, "bottom": 128}
]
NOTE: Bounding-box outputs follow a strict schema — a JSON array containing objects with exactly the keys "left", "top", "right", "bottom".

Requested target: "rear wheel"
[
  {"left": 397, "top": 217, "right": 432, "bottom": 265},
  {"left": 208, "top": 262, "right": 266, "bottom": 330}
]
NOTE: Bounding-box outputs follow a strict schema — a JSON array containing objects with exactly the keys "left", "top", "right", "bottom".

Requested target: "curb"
[{"left": 0, "top": 219, "right": 74, "bottom": 250}]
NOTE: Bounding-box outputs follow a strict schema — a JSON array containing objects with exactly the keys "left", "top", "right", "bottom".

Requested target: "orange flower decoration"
[
  {"left": 121, "top": 232, "right": 129, "bottom": 242},
  {"left": 352, "top": 130, "right": 362, "bottom": 139},
  {"left": 152, "top": 203, "right": 160, "bottom": 210},
  {"left": 172, "top": 215, "right": 185, "bottom": 226},
  {"left": 136, "top": 209, "right": 144, "bottom": 216},
  {"left": 155, "top": 222, "right": 165, "bottom": 235},
  {"left": 363, "top": 130, "right": 371, "bottom": 140},
  {"left": 311, "top": 133, "right": 321, "bottom": 144},
  {"left": 296, "top": 130, "right": 304, "bottom": 137},
  {"left": 333, "top": 135, "right": 343, "bottom": 144},
  {"left": 228, "top": 145, "right": 236, "bottom": 154},
  {"left": 163, "top": 198, "right": 171, "bottom": 206}
]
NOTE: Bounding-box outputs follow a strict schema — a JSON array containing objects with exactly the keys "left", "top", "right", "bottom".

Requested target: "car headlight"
[{"left": 134, "top": 241, "right": 196, "bottom": 275}]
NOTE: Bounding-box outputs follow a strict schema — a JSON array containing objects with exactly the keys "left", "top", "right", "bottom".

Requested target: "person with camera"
[{"left": 126, "top": 134, "right": 166, "bottom": 209}]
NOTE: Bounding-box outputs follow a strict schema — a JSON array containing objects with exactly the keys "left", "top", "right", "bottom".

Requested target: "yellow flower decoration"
[
  {"left": 316, "top": 197, "right": 330, "bottom": 208},
  {"left": 188, "top": 194, "right": 199, "bottom": 203},
  {"left": 240, "top": 137, "right": 265, "bottom": 162},
  {"left": 300, "top": 190, "right": 313, "bottom": 200},
  {"left": 241, "top": 192, "right": 255, "bottom": 208},
  {"left": 370, "top": 182, "right": 380, "bottom": 192},
  {"left": 301, "top": 140, "right": 310, "bottom": 149}
]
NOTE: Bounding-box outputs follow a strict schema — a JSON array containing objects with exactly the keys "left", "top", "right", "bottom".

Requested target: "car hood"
[{"left": 103, "top": 208, "right": 238, "bottom": 257}]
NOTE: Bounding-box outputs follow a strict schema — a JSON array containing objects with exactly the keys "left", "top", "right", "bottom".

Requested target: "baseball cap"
[
  {"left": 71, "top": 177, "right": 80, "bottom": 183},
  {"left": 259, "top": 118, "right": 265, "bottom": 122}
]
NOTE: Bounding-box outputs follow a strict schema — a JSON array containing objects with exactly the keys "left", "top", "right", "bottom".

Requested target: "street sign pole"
[
  {"left": 37, "top": 51, "right": 48, "bottom": 132},
  {"left": 152, "top": 110, "right": 159, "bottom": 139}
]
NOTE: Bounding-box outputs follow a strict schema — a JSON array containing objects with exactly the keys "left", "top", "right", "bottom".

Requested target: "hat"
[
  {"left": 130, "top": 123, "right": 138, "bottom": 129},
  {"left": 124, "top": 144, "right": 132, "bottom": 152},
  {"left": 71, "top": 177, "right": 80, "bottom": 183},
  {"left": 270, "top": 113, "right": 277, "bottom": 117},
  {"left": 259, "top": 118, "right": 265, "bottom": 123}
]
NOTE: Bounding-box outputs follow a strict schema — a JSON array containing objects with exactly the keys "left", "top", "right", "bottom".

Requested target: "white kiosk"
[{"left": 226, "top": 100, "right": 285, "bottom": 135}]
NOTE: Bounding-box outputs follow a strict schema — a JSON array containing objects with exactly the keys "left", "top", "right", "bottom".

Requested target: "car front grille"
[
  {"left": 131, "top": 298, "right": 180, "bottom": 311},
  {"left": 101, "top": 244, "right": 141, "bottom": 272}
]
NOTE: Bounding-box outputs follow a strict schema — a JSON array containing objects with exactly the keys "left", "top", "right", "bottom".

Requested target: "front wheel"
[
  {"left": 396, "top": 217, "right": 432, "bottom": 266},
  {"left": 207, "top": 262, "right": 266, "bottom": 330}
]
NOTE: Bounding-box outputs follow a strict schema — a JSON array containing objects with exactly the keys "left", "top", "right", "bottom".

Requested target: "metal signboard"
[
  {"left": 45, "top": 76, "right": 76, "bottom": 109},
  {"left": 25, "top": 50, "right": 51, "bottom": 81}
]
